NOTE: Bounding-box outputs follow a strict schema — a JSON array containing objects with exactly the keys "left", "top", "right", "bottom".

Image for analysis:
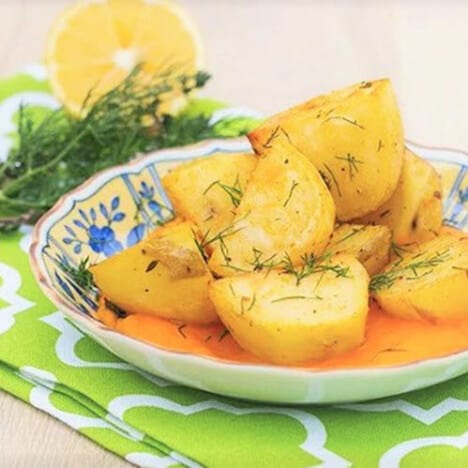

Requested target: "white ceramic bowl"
[{"left": 30, "top": 138, "right": 468, "bottom": 404}]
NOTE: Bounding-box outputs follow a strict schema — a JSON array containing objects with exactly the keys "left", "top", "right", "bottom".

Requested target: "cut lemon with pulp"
[{"left": 46, "top": 0, "right": 203, "bottom": 114}]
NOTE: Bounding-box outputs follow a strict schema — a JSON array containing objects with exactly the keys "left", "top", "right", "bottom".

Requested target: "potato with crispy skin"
[
  {"left": 90, "top": 220, "right": 219, "bottom": 324},
  {"left": 248, "top": 79, "right": 404, "bottom": 221},
  {"left": 209, "top": 255, "right": 369, "bottom": 365},
  {"left": 207, "top": 141, "right": 335, "bottom": 277},
  {"left": 162, "top": 152, "right": 257, "bottom": 240},
  {"left": 372, "top": 234, "right": 468, "bottom": 321},
  {"left": 328, "top": 224, "right": 391, "bottom": 275},
  {"left": 356, "top": 148, "right": 443, "bottom": 244}
]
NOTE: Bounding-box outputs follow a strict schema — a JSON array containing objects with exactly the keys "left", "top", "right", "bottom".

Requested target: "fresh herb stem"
[
  {"left": 2, "top": 129, "right": 87, "bottom": 197},
  {"left": 335, "top": 226, "right": 366, "bottom": 244},
  {"left": 0, "top": 65, "right": 251, "bottom": 231},
  {"left": 370, "top": 249, "right": 451, "bottom": 292},
  {"left": 271, "top": 295, "right": 322, "bottom": 303},
  {"left": 60, "top": 256, "right": 94, "bottom": 290},
  {"left": 282, "top": 251, "right": 350, "bottom": 286},
  {"left": 203, "top": 174, "right": 243, "bottom": 208},
  {"left": 283, "top": 180, "right": 299, "bottom": 207},
  {"left": 322, "top": 163, "right": 342, "bottom": 197}
]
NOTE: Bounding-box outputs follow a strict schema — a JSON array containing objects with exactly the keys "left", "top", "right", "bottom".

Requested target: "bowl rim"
[{"left": 29, "top": 136, "right": 468, "bottom": 377}]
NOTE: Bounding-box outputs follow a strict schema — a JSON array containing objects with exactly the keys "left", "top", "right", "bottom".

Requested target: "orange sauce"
[
  {"left": 95, "top": 226, "right": 468, "bottom": 369},
  {"left": 95, "top": 301, "right": 468, "bottom": 369}
]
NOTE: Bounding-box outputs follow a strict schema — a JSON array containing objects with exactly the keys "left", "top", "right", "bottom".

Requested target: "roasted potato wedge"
[
  {"left": 248, "top": 79, "right": 404, "bottom": 221},
  {"left": 372, "top": 234, "right": 468, "bottom": 320},
  {"left": 356, "top": 148, "right": 443, "bottom": 244},
  {"left": 90, "top": 220, "right": 219, "bottom": 324},
  {"left": 209, "top": 255, "right": 369, "bottom": 364},
  {"left": 162, "top": 152, "right": 257, "bottom": 239},
  {"left": 328, "top": 224, "right": 391, "bottom": 275},
  {"left": 208, "top": 141, "right": 335, "bottom": 277}
]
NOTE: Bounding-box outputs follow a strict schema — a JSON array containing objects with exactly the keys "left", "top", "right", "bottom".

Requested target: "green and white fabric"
[{"left": 0, "top": 68, "right": 467, "bottom": 467}]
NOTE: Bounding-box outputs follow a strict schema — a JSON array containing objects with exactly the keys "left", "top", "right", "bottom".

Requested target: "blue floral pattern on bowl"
[{"left": 63, "top": 197, "right": 126, "bottom": 257}]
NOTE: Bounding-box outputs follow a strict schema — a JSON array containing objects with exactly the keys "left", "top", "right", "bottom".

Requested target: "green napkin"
[{"left": 0, "top": 68, "right": 467, "bottom": 468}]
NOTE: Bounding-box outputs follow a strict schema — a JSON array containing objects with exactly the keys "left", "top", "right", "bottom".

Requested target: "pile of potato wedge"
[{"left": 91, "top": 78, "right": 468, "bottom": 365}]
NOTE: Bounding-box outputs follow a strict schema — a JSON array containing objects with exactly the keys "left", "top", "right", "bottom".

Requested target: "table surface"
[{"left": 1, "top": 0, "right": 468, "bottom": 466}]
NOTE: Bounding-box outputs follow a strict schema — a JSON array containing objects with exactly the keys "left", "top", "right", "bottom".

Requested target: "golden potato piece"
[
  {"left": 328, "top": 224, "right": 391, "bottom": 275},
  {"left": 356, "top": 148, "right": 443, "bottom": 244},
  {"left": 162, "top": 152, "right": 257, "bottom": 239},
  {"left": 90, "top": 220, "right": 219, "bottom": 324},
  {"left": 248, "top": 79, "right": 404, "bottom": 221},
  {"left": 372, "top": 234, "right": 468, "bottom": 321},
  {"left": 208, "top": 141, "right": 335, "bottom": 277},
  {"left": 209, "top": 255, "right": 369, "bottom": 365}
]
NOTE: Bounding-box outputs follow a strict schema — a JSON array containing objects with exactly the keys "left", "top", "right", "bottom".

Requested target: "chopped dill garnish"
[
  {"left": 192, "top": 220, "right": 244, "bottom": 264},
  {"left": 262, "top": 125, "right": 292, "bottom": 149},
  {"left": 177, "top": 323, "right": 187, "bottom": 338},
  {"left": 239, "top": 295, "right": 257, "bottom": 314},
  {"left": 322, "top": 163, "right": 342, "bottom": 197},
  {"left": 60, "top": 256, "right": 94, "bottom": 290},
  {"left": 249, "top": 247, "right": 279, "bottom": 272},
  {"left": 247, "top": 294, "right": 257, "bottom": 311},
  {"left": 335, "top": 226, "right": 366, "bottom": 244},
  {"left": 229, "top": 284, "right": 236, "bottom": 296},
  {"left": 199, "top": 220, "right": 245, "bottom": 250},
  {"left": 281, "top": 251, "right": 350, "bottom": 286},
  {"left": 323, "top": 115, "right": 365, "bottom": 129},
  {"left": 218, "top": 328, "right": 229, "bottom": 342},
  {"left": 390, "top": 242, "right": 411, "bottom": 259},
  {"left": 270, "top": 295, "right": 323, "bottom": 303},
  {"left": 203, "top": 174, "right": 244, "bottom": 207},
  {"left": 283, "top": 180, "right": 299, "bottom": 207},
  {"left": 370, "top": 249, "right": 451, "bottom": 292},
  {"left": 262, "top": 126, "right": 281, "bottom": 149},
  {"left": 192, "top": 228, "right": 209, "bottom": 261},
  {"left": 220, "top": 263, "right": 250, "bottom": 273},
  {"left": 196, "top": 212, "right": 251, "bottom": 269},
  {"left": 335, "top": 153, "right": 364, "bottom": 180}
]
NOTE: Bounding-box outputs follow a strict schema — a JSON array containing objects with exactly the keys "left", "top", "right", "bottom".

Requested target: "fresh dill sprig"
[
  {"left": 199, "top": 222, "right": 245, "bottom": 251},
  {"left": 370, "top": 249, "right": 451, "bottom": 292},
  {"left": 203, "top": 174, "right": 244, "bottom": 208},
  {"left": 0, "top": 65, "right": 245, "bottom": 231},
  {"left": 195, "top": 213, "right": 250, "bottom": 268},
  {"left": 60, "top": 256, "right": 94, "bottom": 290},
  {"left": 191, "top": 221, "right": 242, "bottom": 267},
  {"left": 281, "top": 251, "right": 350, "bottom": 286},
  {"left": 249, "top": 247, "right": 279, "bottom": 272}
]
